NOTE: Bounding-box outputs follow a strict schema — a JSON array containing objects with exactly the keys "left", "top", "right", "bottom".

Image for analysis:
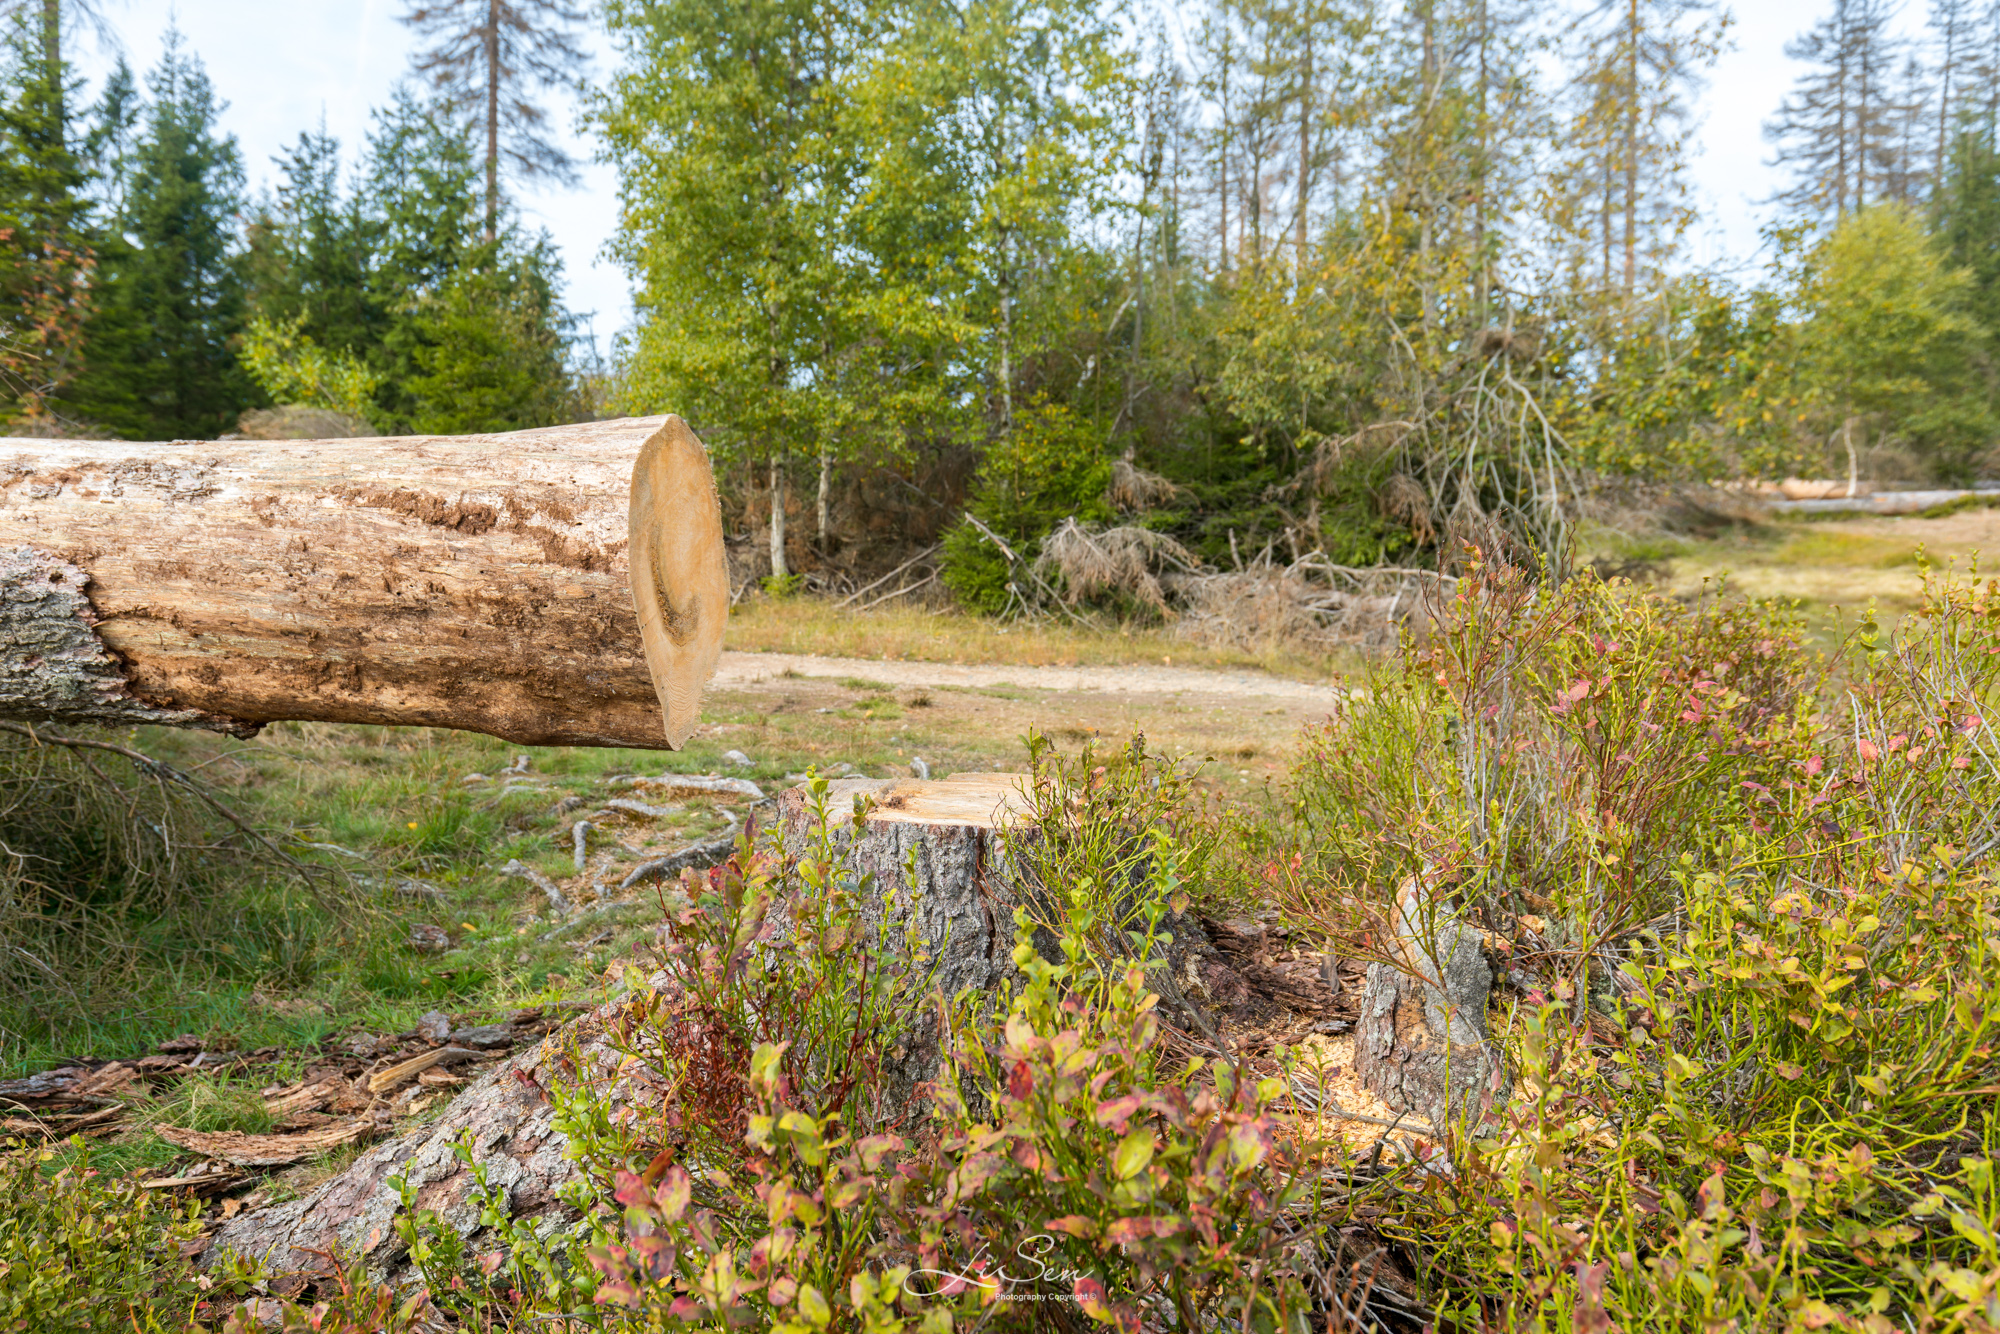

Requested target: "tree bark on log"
[
  {"left": 195, "top": 997, "right": 634, "bottom": 1291},
  {"left": 1, "top": 415, "right": 723, "bottom": 749}
]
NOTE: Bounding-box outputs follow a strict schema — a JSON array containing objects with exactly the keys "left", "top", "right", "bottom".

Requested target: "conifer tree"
[
  {"left": 240, "top": 90, "right": 576, "bottom": 434},
  {"left": 66, "top": 29, "right": 251, "bottom": 439},
  {"left": 1767, "top": 0, "right": 1907, "bottom": 223},
  {"left": 0, "top": 6, "right": 90, "bottom": 428},
  {"left": 399, "top": 0, "right": 589, "bottom": 242},
  {"left": 1561, "top": 0, "right": 1727, "bottom": 301}
]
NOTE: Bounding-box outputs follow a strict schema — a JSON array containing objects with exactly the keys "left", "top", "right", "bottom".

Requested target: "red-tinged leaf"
[
  {"left": 1096, "top": 1096, "right": 1144, "bottom": 1128},
  {"left": 1103, "top": 1217, "right": 1155, "bottom": 1246},
  {"left": 1571, "top": 1260, "right": 1611, "bottom": 1334},
  {"left": 614, "top": 1170, "right": 650, "bottom": 1210},
  {"left": 1007, "top": 1060, "right": 1034, "bottom": 1101},
  {"left": 668, "top": 1296, "right": 707, "bottom": 1322},
  {"left": 655, "top": 1165, "right": 693, "bottom": 1220},
  {"left": 593, "top": 1280, "right": 642, "bottom": 1309},
  {"left": 1858, "top": 739, "right": 1880, "bottom": 762},
  {"left": 586, "top": 1244, "right": 630, "bottom": 1281},
  {"left": 630, "top": 1234, "right": 675, "bottom": 1279},
  {"left": 950, "top": 1151, "right": 1008, "bottom": 1200},
  {"left": 1045, "top": 1214, "right": 1099, "bottom": 1239},
  {"left": 1074, "top": 1276, "right": 1112, "bottom": 1320},
  {"left": 855, "top": 1133, "right": 903, "bottom": 1171}
]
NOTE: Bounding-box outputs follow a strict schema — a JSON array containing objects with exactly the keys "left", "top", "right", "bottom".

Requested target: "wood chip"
[
  {"left": 154, "top": 1121, "right": 377, "bottom": 1167},
  {"left": 73, "top": 1063, "right": 141, "bottom": 1098},
  {"left": 364, "top": 1045, "right": 482, "bottom": 1096},
  {"left": 262, "top": 1076, "right": 347, "bottom": 1119},
  {"left": 144, "top": 1166, "right": 246, "bottom": 1192}
]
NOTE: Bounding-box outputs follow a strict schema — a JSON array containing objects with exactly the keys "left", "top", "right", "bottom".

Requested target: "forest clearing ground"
[
  {"left": 5, "top": 539, "right": 1978, "bottom": 1246},
  {"left": 1642, "top": 501, "right": 2000, "bottom": 618}
]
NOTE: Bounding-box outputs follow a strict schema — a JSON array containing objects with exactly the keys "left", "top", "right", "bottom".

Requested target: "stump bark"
[
  {"left": 1353, "top": 882, "right": 1508, "bottom": 1129},
  {"left": 1, "top": 415, "right": 725, "bottom": 749}
]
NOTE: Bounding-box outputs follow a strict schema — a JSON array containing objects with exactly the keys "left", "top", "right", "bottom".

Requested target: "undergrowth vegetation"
[{"left": 6, "top": 562, "right": 2000, "bottom": 1331}]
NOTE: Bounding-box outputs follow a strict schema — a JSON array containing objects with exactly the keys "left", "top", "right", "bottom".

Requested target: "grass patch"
[{"left": 1771, "top": 526, "right": 1922, "bottom": 568}]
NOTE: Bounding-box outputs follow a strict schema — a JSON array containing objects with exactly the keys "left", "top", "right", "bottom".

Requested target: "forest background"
[{"left": 3, "top": 0, "right": 1999, "bottom": 611}]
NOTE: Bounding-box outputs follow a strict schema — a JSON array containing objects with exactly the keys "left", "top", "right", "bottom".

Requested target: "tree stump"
[
  {"left": 202, "top": 775, "right": 1251, "bottom": 1288},
  {"left": 1353, "top": 881, "right": 1508, "bottom": 1129}
]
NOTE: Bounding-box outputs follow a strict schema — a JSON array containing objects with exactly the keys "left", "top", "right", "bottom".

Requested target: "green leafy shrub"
[
  {"left": 1279, "top": 561, "right": 2000, "bottom": 1328},
  {"left": 942, "top": 400, "right": 1113, "bottom": 614},
  {"left": 0, "top": 1140, "right": 216, "bottom": 1331},
  {"left": 1407, "top": 855, "right": 2000, "bottom": 1330},
  {"left": 367, "top": 770, "right": 1337, "bottom": 1330},
  {"left": 1287, "top": 558, "right": 1819, "bottom": 962}
]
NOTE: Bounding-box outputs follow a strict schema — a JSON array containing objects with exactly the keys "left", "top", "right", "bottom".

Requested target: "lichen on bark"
[{"left": 0, "top": 546, "right": 255, "bottom": 735}]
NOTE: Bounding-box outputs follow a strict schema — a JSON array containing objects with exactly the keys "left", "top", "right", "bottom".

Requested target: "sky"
[
  {"left": 67, "top": 0, "right": 1938, "bottom": 345},
  {"left": 69, "top": 1, "right": 633, "bottom": 354}
]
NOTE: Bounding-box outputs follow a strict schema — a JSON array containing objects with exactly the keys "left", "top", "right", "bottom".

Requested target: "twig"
[
  {"left": 835, "top": 545, "right": 942, "bottom": 608},
  {"left": 958, "top": 511, "right": 1094, "bottom": 629},
  {"left": 856, "top": 569, "right": 939, "bottom": 612},
  {"left": 0, "top": 722, "right": 321, "bottom": 880},
  {"left": 501, "top": 859, "right": 571, "bottom": 914}
]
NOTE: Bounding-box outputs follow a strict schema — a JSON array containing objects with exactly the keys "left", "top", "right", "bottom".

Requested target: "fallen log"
[{"left": 0, "top": 414, "right": 726, "bottom": 749}]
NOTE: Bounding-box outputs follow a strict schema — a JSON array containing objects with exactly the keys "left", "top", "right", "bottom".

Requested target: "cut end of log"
[
  {"left": 628, "top": 416, "right": 728, "bottom": 749},
  {"left": 822, "top": 771, "right": 1037, "bottom": 830}
]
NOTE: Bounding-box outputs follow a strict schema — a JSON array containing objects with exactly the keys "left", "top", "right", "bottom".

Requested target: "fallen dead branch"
[{"left": 1013, "top": 518, "right": 1452, "bottom": 650}]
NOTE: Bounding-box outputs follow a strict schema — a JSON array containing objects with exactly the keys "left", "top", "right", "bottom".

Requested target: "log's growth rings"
[{"left": 626, "top": 416, "right": 728, "bottom": 749}]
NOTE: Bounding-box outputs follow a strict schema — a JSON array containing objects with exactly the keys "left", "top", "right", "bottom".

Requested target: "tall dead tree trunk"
[{"left": 2, "top": 414, "right": 726, "bottom": 750}]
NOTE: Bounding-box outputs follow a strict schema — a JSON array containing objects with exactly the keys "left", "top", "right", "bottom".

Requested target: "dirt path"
[{"left": 712, "top": 650, "right": 1344, "bottom": 704}]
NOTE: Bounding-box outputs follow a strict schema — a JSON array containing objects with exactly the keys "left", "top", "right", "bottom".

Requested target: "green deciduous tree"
[
  {"left": 1795, "top": 203, "right": 1992, "bottom": 484},
  {"left": 599, "top": 0, "right": 871, "bottom": 582}
]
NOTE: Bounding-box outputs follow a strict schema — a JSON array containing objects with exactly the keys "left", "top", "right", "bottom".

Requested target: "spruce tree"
[
  {"left": 0, "top": 5, "right": 91, "bottom": 428},
  {"left": 398, "top": 0, "right": 589, "bottom": 242},
  {"left": 1935, "top": 124, "right": 2000, "bottom": 355},
  {"left": 244, "top": 125, "right": 381, "bottom": 370},
  {"left": 1767, "top": 0, "right": 1907, "bottom": 223},
  {"left": 67, "top": 29, "right": 251, "bottom": 439}
]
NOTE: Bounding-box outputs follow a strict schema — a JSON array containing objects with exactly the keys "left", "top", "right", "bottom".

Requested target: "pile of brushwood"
[{"left": 6, "top": 558, "right": 2000, "bottom": 1333}]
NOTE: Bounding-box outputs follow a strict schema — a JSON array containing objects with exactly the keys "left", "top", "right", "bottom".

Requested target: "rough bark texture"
[
  {"left": 774, "top": 774, "right": 1237, "bottom": 1105},
  {"left": 0, "top": 416, "right": 705, "bottom": 749},
  {"left": 197, "top": 996, "right": 639, "bottom": 1291},
  {"left": 1354, "top": 882, "right": 1507, "bottom": 1128},
  {"left": 0, "top": 546, "right": 248, "bottom": 733}
]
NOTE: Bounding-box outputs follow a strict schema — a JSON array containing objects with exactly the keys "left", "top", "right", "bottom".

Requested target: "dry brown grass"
[{"left": 724, "top": 593, "right": 1349, "bottom": 681}]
